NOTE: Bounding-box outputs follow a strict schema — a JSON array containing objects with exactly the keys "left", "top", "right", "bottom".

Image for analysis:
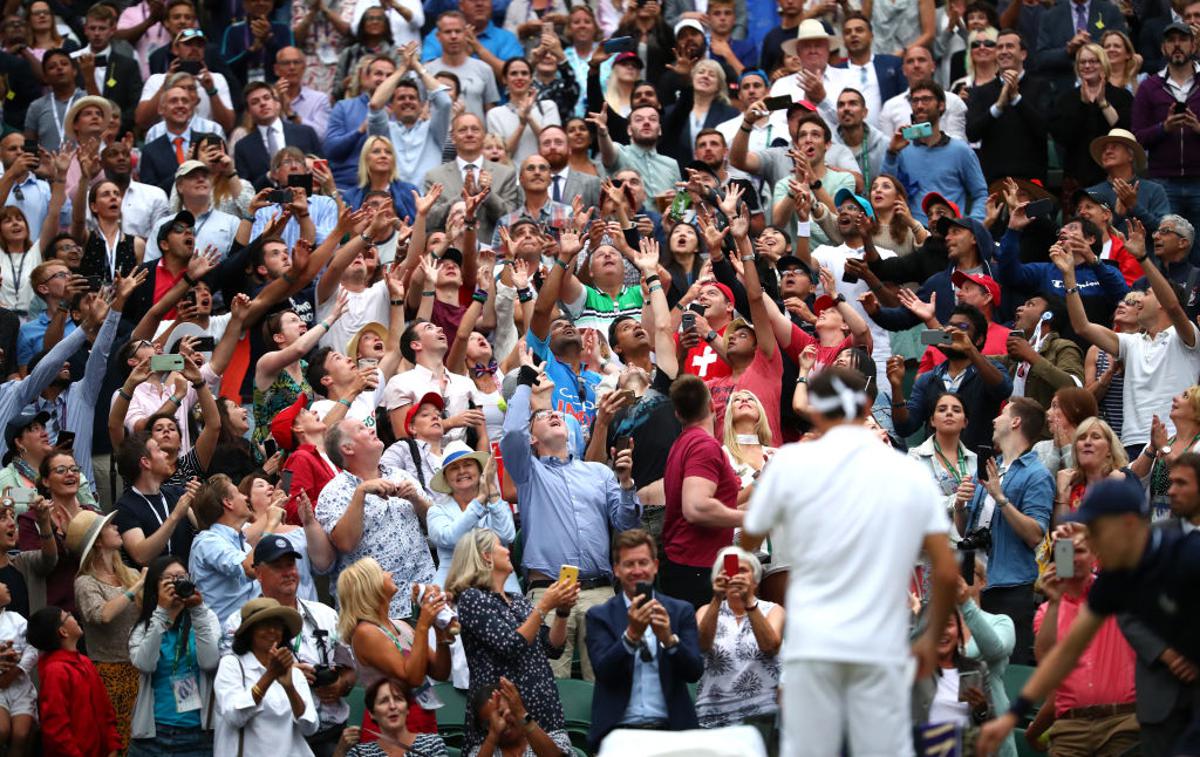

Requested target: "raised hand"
[
  {"left": 634, "top": 237, "right": 660, "bottom": 277},
  {"left": 511, "top": 258, "right": 531, "bottom": 290},
  {"left": 229, "top": 293, "right": 251, "bottom": 322},
  {"left": 558, "top": 227, "right": 583, "bottom": 262},
  {"left": 1125, "top": 217, "right": 1147, "bottom": 260},
  {"left": 897, "top": 288, "right": 935, "bottom": 322},
  {"left": 114, "top": 266, "right": 149, "bottom": 303},
  {"left": 187, "top": 244, "right": 221, "bottom": 280}
]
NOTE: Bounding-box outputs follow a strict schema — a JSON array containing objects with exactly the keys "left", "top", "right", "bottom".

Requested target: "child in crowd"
[{"left": 0, "top": 581, "right": 37, "bottom": 757}]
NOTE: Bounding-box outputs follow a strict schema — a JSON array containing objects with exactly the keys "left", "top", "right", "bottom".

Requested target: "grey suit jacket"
[
  {"left": 558, "top": 170, "right": 600, "bottom": 212},
  {"left": 1117, "top": 518, "right": 1197, "bottom": 724},
  {"left": 422, "top": 159, "right": 520, "bottom": 245}
]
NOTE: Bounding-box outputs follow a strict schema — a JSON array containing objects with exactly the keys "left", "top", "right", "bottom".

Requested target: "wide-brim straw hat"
[{"left": 65, "top": 510, "right": 116, "bottom": 572}]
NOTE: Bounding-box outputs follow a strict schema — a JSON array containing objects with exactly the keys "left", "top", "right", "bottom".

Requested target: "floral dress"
[
  {"left": 456, "top": 588, "right": 567, "bottom": 753},
  {"left": 252, "top": 359, "right": 311, "bottom": 444},
  {"left": 695, "top": 600, "right": 782, "bottom": 728},
  {"left": 292, "top": 0, "right": 355, "bottom": 94}
]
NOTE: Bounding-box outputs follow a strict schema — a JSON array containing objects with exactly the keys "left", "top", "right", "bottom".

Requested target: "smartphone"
[
  {"left": 613, "top": 435, "right": 632, "bottom": 453},
  {"left": 149, "top": 353, "right": 185, "bottom": 372},
  {"left": 263, "top": 438, "right": 278, "bottom": 458},
  {"left": 1053, "top": 538, "right": 1076, "bottom": 579},
  {"left": 958, "top": 670, "right": 983, "bottom": 701},
  {"left": 314, "top": 159, "right": 329, "bottom": 173},
  {"left": 723, "top": 553, "right": 739, "bottom": 578},
  {"left": 191, "top": 336, "right": 215, "bottom": 352},
  {"left": 920, "top": 329, "right": 953, "bottom": 346},
  {"left": 1009, "top": 329, "right": 1025, "bottom": 340},
  {"left": 287, "top": 173, "right": 314, "bottom": 194},
  {"left": 1025, "top": 197, "right": 1055, "bottom": 219},
  {"left": 602, "top": 35, "right": 634, "bottom": 53},
  {"left": 268, "top": 188, "right": 293, "bottom": 204},
  {"left": 763, "top": 95, "right": 792, "bottom": 111},
  {"left": 178, "top": 59, "right": 202, "bottom": 75},
  {"left": 901, "top": 121, "right": 933, "bottom": 140},
  {"left": 84, "top": 275, "right": 104, "bottom": 291},
  {"left": 558, "top": 564, "right": 579, "bottom": 586},
  {"left": 842, "top": 269, "right": 860, "bottom": 284},
  {"left": 280, "top": 468, "right": 294, "bottom": 494},
  {"left": 9, "top": 488, "right": 36, "bottom": 506},
  {"left": 975, "top": 444, "right": 993, "bottom": 481},
  {"left": 1174, "top": 101, "right": 1188, "bottom": 114},
  {"left": 180, "top": 288, "right": 197, "bottom": 306},
  {"left": 687, "top": 302, "right": 707, "bottom": 316},
  {"left": 54, "top": 431, "right": 76, "bottom": 451},
  {"left": 681, "top": 312, "right": 696, "bottom": 331},
  {"left": 634, "top": 581, "right": 653, "bottom": 605},
  {"left": 21, "top": 139, "right": 38, "bottom": 155}
]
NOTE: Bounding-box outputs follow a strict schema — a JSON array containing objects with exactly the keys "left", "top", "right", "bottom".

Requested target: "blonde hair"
[
  {"left": 692, "top": 60, "right": 730, "bottom": 105},
  {"left": 79, "top": 537, "right": 140, "bottom": 592},
  {"left": 722, "top": 390, "right": 772, "bottom": 467},
  {"left": 1180, "top": 385, "right": 1200, "bottom": 424},
  {"left": 1075, "top": 43, "right": 1111, "bottom": 80},
  {"left": 444, "top": 528, "right": 499, "bottom": 598},
  {"left": 481, "top": 133, "right": 511, "bottom": 166},
  {"left": 357, "top": 135, "right": 399, "bottom": 188},
  {"left": 336, "top": 557, "right": 391, "bottom": 641},
  {"left": 1100, "top": 30, "right": 1140, "bottom": 88},
  {"left": 1069, "top": 417, "right": 1128, "bottom": 488},
  {"left": 966, "top": 27, "right": 999, "bottom": 80}
]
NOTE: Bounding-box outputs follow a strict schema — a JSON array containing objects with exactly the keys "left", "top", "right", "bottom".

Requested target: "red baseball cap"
[
  {"left": 269, "top": 393, "right": 308, "bottom": 452},
  {"left": 921, "top": 192, "right": 962, "bottom": 218},
  {"left": 701, "top": 281, "right": 735, "bottom": 306},
  {"left": 951, "top": 270, "right": 1001, "bottom": 307},
  {"left": 812, "top": 294, "right": 839, "bottom": 317},
  {"left": 404, "top": 392, "right": 445, "bottom": 435}
]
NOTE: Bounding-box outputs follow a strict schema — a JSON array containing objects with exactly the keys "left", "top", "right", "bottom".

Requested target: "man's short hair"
[
  {"left": 271, "top": 146, "right": 307, "bottom": 171},
  {"left": 1007, "top": 397, "right": 1046, "bottom": 441},
  {"left": 838, "top": 87, "right": 866, "bottom": 106},
  {"left": 997, "top": 28, "right": 1027, "bottom": 49},
  {"left": 694, "top": 127, "right": 725, "bottom": 146},
  {"left": 1065, "top": 215, "right": 1105, "bottom": 256},
  {"left": 611, "top": 528, "right": 657, "bottom": 563},
  {"left": 26, "top": 607, "right": 66, "bottom": 652},
  {"left": 395, "top": 79, "right": 421, "bottom": 97},
  {"left": 243, "top": 80, "right": 276, "bottom": 103},
  {"left": 305, "top": 347, "right": 334, "bottom": 398},
  {"left": 116, "top": 430, "right": 154, "bottom": 483},
  {"left": 629, "top": 103, "right": 661, "bottom": 121},
  {"left": 324, "top": 420, "right": 350, "bottom": 469},
  {"left": 909, "top": 78, "right": 946, "bottom": 104},
  {"left": 42, "top": 48, "right": 74, "bottom": 69},
  {"left": 192, "top": 474, "right": 234, "bottom": 531},
  {"left": 668, "top": 374, "right": 711, "bottom": 425},
  {"left": 842, "top": 10, "right": 870, "bottom": 29},
  {"left": 1169, "top": 452, "right": 1200, "bottom": 489},
  {"left": 1161, "top": 213, "right": 1196, "bottom": 243},
  {"left": 951, "top": 303, "right": 989, "bottom": 348},
  {"left": 399, "top": 318, "right": 427, "bottom": 364},
  {"left": 85, "top": 3, "right": 118, "bottom": 22},
  {"left": 795, "top": 112, "right": 831, "bottom": 142},
  {"left": 164, "top": 0, "right": 194, "bottom": 13},
  {"left": 437, "top": 10, "right": 466, "bottom": 25}
]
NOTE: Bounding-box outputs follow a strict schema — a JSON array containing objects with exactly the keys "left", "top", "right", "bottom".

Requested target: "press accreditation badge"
[{"left": 172, "top": 674, "right": 202, "bottom": 712}]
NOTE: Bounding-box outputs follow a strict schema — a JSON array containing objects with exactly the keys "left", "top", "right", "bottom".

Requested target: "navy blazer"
[
  {"left": 585, "top": 591, "right": 703, "bottom": 750},
  {"left": 1035, "top": 0, "right": 1127, "bottom": 90},
  {"left": 139, "top": 133, "right": 186, "bottom": 195},
  {"left": 234, "top": 121, "right": 323, "bottom": 185},
  {"left": 834, "top": 53, "right": 906, "bottom": 104}
]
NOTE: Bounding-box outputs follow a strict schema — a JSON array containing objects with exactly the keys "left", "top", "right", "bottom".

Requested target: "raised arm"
[
  {"left": 530, "top": 228, "right": 583, "bottom": 342},
  {"left": 1127, "top": 218, "right": 1194, "bottom": 346},
  {"left": 1050, "top": 241, "right": 1121, "bottom": 355},
  {"left": 256, "top": 291, "right": 348, "bottom": 385}
]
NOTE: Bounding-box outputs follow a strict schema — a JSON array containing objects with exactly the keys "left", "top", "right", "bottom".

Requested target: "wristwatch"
[
  {"left": 662, "top": 633, "right": 680, "bottom": 650},
  {"left": 809, "top": 180, "right": 822, "bottom": 191},
  {"left": 704, "top": 330, "right": 718, "bottom": 343},
  {"left": 1160, "top": 445, "right": 1173, "bottom": 457},
  {"left": 834, "top": 293, "right": 846, "bottom": 305}
]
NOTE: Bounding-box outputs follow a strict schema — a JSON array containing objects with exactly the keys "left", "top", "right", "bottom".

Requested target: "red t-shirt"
[
  {"left": 706, "top": 348, "right": 785, "bottom": 446},
  {"left": 152, "top": 259, "right": 187, "bottom": 319},
  {"left": 662, "top": 425, "right": 741, "bottom": 567},
  {"left": 786, "top": 323, "right": 852, "bottom": 372}
]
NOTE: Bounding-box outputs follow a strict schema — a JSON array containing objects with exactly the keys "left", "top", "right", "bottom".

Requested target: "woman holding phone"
[{"left": 694, "top": 547, "right": 783, "bottom": 739}]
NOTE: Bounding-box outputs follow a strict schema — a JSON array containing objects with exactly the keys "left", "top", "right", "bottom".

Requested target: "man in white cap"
[
  {"left": 146, "top": 161, "right": 240, "bottom": 262},
  {"left": 768, "top": 19, "right": 854, "bottom": 133},
  {"left": 1084, "top": 128, "right": 1172, "bottom": 234}
]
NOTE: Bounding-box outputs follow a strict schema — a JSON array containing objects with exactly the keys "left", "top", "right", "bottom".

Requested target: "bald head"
[
  {"left": 274, "top": 46, "right": 306, "bottom": 84},
  {"left": 902, "top": 45, "right": 935, "bottom": 84}
]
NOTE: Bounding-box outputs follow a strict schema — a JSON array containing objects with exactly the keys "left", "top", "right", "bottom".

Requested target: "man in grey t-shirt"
[
  {"left": 24, "top": 50, "right": 87, "bottom": 153},
  {"left": 423, "top": 12, "right": 498, "bottom": 120}
]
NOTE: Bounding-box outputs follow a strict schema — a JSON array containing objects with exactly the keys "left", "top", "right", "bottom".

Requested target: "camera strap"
[{"left": 297, "top": 600, "right": 330, "bottom": 665}]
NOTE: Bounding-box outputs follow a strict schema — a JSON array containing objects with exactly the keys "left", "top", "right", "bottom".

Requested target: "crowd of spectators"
[{"left": 0, "top": 0, "right": 1195, "bottom": 754}]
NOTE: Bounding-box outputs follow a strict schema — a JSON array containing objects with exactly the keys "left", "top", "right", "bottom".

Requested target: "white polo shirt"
[{"left": 1117, "top": 324, "right": 1200, "bottom": 446}]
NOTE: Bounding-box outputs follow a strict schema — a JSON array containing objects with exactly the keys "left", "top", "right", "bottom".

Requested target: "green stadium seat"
[
  {"left": 1014, "top": 728, "right": 1043, "bottom": 757},
  {"left": 555, "top": 678, "right": 594, "bottom": 728},
  {"left": 346, "top": 684, "right": 365, "bottom": 729},
  {"left": 435, "top": 682, "right": 469, "bottom": 736}
]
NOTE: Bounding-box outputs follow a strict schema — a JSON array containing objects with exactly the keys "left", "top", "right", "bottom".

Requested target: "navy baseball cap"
[
  {"left": 1066, "top": 477, "right": 1148, "bottom": 524},
  {"left": 253, "top": 534, "right": 302, "bottom": 565}
]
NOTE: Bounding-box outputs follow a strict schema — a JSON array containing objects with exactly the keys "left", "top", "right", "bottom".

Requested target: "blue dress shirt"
[
  {"left": 250, "top": 194, "right": 339, "bottom": 249},
  {"left": 619, "top": 592, "right": 671, "bottom": 725},
  {"left": 188, "top": 522, "right": 260, "bottom": 625},
  {"left": 421, "top": 21, "right": 523, "bottom": 63}
]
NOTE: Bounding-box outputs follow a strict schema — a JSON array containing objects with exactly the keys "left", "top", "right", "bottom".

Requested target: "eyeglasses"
[
  {"left": 40, "top": 270, "right": 70, "bottom": 285},
  {"left": 947, "top": 321, "right": 971, "bottom": 331},
  {"left": 909, "top": 95, "right": 938, "bottom": 104},
  {"left": 1120, "top": 296, "right": 1144, "bottom": 307},
  {"left": 970, "top": 39, "right": 997, "bottom": 49},
  {"left": 168, "top": 222, "right": 192, "bottom": 234},
  {"left": 51, "top": 465, "right": 80, "bottom": 475}
]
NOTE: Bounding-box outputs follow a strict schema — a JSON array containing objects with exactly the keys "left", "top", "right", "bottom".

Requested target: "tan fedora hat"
[
  {"left": 64, "top": 96, "right": 115, "bottom": 142},
  {"left": 781, "top": 19, "right": 830, "bottom": 57},
  {"left": 1089, "top": 128, "right": 1146, "bottom": 172},
  {"left": 65, "top": 510, "right": 116, "bottom": 573}
]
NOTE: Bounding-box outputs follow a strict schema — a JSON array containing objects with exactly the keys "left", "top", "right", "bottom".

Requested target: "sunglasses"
[{"left": 970, "top": 39, "right": 997, "bottom": 49}]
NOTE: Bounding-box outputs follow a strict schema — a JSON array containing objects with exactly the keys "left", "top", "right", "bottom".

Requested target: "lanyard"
[
  {"left": 2, "top": 249, "right": 30, "bottom": 307},
  {"left": 50, "top": 92, "right": 78, "bottom": 147},
  {"left": 136, "top": 489, "right": 171, "bottom": 549},
  {"left": 170, "top": 614, "right": 194, "bottom": 674},
  {"left": 100, "top": 227, "right": 122, "bottom": 276},
  {"left": 933, "top": 439, "right": 967, "bottom": 483}
]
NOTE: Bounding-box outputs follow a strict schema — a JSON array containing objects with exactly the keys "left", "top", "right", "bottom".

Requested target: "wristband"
[
  {"left": 123, "top": 590, "right": 135, "bottom": 601},
  {"left": 168, "top": 395, "right": 182, "bottom": 405},
  {"left": 645, "top": 274, "right": 660, "bottom": 285},
  {"left": 1010, "top": 696, "right": 1035, "bottom": 721},
  {"left": 182, "top": 272, "right": 197, "bottom": 286},
  {"left": 795, "top": 220, "right": 811, "bottom": 238},
  {"left": 191, "top": 380, "right": 205, "bottom": 389},
  {"left": 1065, "top": 285, "right": 1081, "bottom": 296},
  {"left": 554, "top": 258, "right": 569, "bottom": 270},
  {"left": 796, "top": 376, "right": 807, "bottom": 384},
  {"left": 390, "top": 298, "right": 404, "bottom": 306},
  {"left": 422, "top": 290, "right": 436, "bottom": 297},
  {"left": 740, "top": 123, "right": 753, "bottom": 133},
  {"left": 496, "top": 258, "right": 513, "bottom": 267},
  {"left": 518, "top": 288, "right": 534, "bottom": 303},
  {"left": 472, "top": 289, "right": 488, "bottom": 304},
  {"left": 337, "top": 398, "right": 353, "bottom": 408},
  {"left": 295, "top": 210, "right": 310, "bottom": 219},
  {"left": 745, "top": 602, "right": 759, "bottom": 613},
  {"left": 555, "top": 608, "right": 570, "bottom": 618},
  {"left": 648, "top": 283, "right": 662, "bottom": 293},
  {"left": 740, "top": 254, "right": 755, "bottom": 262},
  {"left": 118, "top": 388, "right": 133, "bottom": 401},
  {"left": 360, "top": 232, "right": 374, "bottom": 244}
]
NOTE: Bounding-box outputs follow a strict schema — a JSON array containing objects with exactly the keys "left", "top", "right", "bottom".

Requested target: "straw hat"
[
  {"left": 64, "top": 96, "right": 115, "bottom": 142},
  {"left": 781, "top": 19, "right": 830, "bottom": 57},
  {"left": 1089, "top": 128, "right": 1146, "bottom": 172},
  {"left": 65, "top": 510, "right": 116, "bottom": 573},
  {"left": 233, "top": 597, "right": 302, "bottom": 643}
]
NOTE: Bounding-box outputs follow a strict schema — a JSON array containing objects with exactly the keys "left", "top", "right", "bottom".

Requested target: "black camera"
[
  {"left": 172, "top": 577, "right": 196, "bottom": 599},
  {"left": 312, "top": 664, "right": 339, "bottom": 688},
  {"left": 957, "top": 528, "right": 991, "bottom": 583}
]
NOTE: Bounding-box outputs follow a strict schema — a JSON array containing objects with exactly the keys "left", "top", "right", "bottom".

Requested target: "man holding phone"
[
  {"left": 584, "top": 529, "right": 702, "bottom": 748},
  {"left": 248, "top": 148, "right": 339, "bottom": 249}
]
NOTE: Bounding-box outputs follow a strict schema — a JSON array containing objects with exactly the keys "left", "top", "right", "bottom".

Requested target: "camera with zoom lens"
[
  {"left": 172, "top": 577, "right": 196, "bottom": 599},
  {"left": 958, "top": 528, "right": 992, "bottom": 553}
]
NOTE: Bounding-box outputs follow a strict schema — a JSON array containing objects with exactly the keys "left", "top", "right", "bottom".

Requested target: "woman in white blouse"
[
  {"left": 0, "top": 149, "right": 70, "bottom": 316},
  {"left": 214, "top": 598, "right": 319, "bottom": 756}
]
